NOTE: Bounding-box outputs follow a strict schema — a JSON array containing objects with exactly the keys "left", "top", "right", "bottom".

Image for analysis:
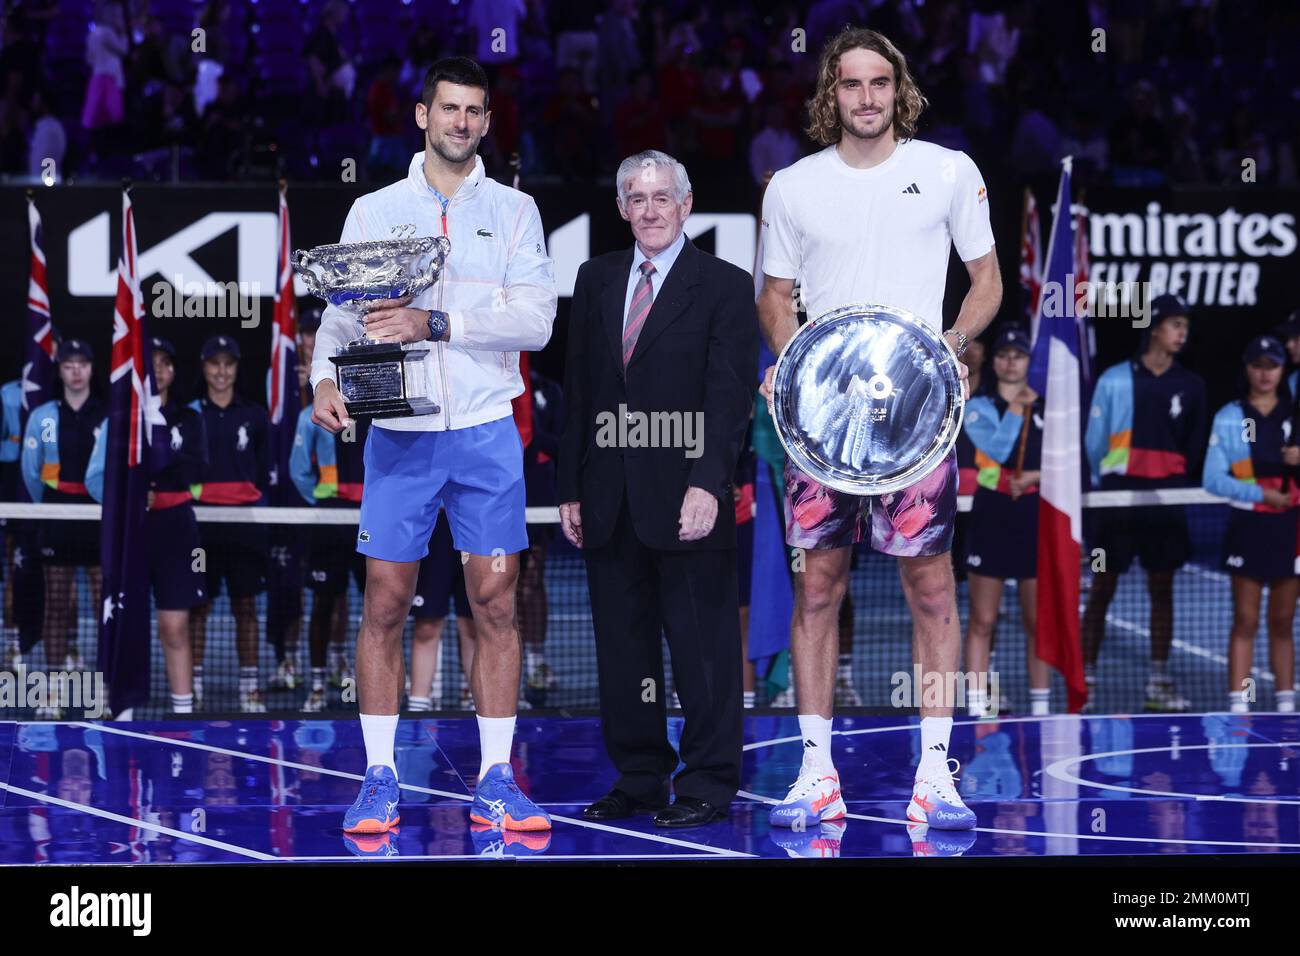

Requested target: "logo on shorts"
[
  {"left": 1226, "top": 554, "right": 1244, "bottom": 567},
  {"left": 967, "top": 554, "right": 982, "bottom": 567},
  {"left": 358, "top": 530, "right": 370, "bottom": 542}
]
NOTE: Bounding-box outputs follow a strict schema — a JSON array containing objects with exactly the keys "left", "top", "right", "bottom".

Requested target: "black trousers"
[{"left": 583, "top": 495, "right": 743, "bottom": 807}]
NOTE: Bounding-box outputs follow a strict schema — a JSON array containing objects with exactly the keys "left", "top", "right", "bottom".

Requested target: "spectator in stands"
[
  {"left": 81, "top": 1, "right": 128, "bottom": 157},
  {"left": 197, "top": 74, "right": 247, "bottom": 179},
  {"left": 1203, "top": 336, "right": 1298, "bottom": 714},
  {"left": 749, "top": 98, "right": 801, "bottom": 185},
  {"left": 687, "top": 63, "right": 745, "bottom": 179},
  {"left": 596, "top": 0, "right": 643, "bottom": 128},
  {"left": 467, "top": 0, "right": 527, "bottom": 78},
  {"left": 1108, "top": 79, "right": 1170, "bottom": 186},
  {"left": 20, "top": 340, "right": 104, "bottom": 718},
  {"left": 367, "top": 57, "right": 410, "bottom": 183},
  {"left": 542, "top": 68, "right": 598, "bottom": 180},
  {"left": 305, "top": 0, "right": 355, "bottom": 126},
  {"left": 614, "top": 70, "right": 667, "bottom": 161},
  {"left": 27, "top": 88, "right": 66, "bottom": 183}
]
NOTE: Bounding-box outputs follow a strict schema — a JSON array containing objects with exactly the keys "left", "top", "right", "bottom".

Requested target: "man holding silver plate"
[
  {"left": 757, "top": 28, "right": 1001, "bottom": 832},
  {"left": 305, "top": 57, "right": 557, "bottom": 835}
]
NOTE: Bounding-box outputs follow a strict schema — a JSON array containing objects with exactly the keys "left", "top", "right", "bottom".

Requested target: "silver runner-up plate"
[{"left": 771, "top": 303, "right": 965, "bottom": 496}]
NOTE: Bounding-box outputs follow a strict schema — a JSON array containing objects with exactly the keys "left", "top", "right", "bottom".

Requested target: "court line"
[
  {"left": 1045, "top": 741, "right": 1300, "bottom": 805},
  {"left": 0, "top": 779, "right": 278, "bottom": 861},
  {"left": 68, "top": 722, "right": 753, "bottom": 858}
]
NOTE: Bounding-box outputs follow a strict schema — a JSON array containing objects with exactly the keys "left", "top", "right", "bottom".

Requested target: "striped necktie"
[{"left": 622, "top": 260, "right": 656, "bottom": 367}]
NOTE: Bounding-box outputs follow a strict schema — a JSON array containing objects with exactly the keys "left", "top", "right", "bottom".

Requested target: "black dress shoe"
[
  {"left": 583, "top": 789, "right": 667, "bottom": 820},
  {"left": 653, "top": 796, "right": 728, "bottom": 828}
]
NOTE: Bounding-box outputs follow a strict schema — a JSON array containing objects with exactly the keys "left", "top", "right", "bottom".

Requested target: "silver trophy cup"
[
  {"left": 292, "top": 235, "right": 451, "bottom": 419},
  {"left": 772, "top": 304, "right": 965, "bottom": 496}
]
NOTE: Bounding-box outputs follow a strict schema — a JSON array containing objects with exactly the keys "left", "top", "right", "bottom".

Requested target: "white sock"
[
  {"left": 311, "top": 667, "right": 326, "bottom": 691},
  {"left": 171, "top": 693, "right": 193, "bottom": 715},
  {"left": 1277, "top": 690, "right": 1295, "bottom": 713},
  {"left": 742, "top": 690, "right": 755, "bottom": 709},
  {"left": 359, "top": 713, "right": 398, "bottom": 775},
  {"left": 239, "top": 667, "right": 258, "bottom": 695},
  {"left": 919, "top": 716, "right": 953, "bottom": 773},
  {"left": 1029, "top": 688, "right": 1050, "bottom": 716},
  {"left": 1229, "top": 692, "right": 1249, "bottom": 714},
  {"left": 967, "top": 688, "right": 989, "bottom": 716},
  {"left": 408, "top": 695, "right": 432, "bottom": 712},
  {"left": 836, "top": 654, "right": 852, "bottom": 679},
  {"left": 477, "top": 715, "right": 516, "bottom": 779},
  {"left": 797, "top": 714, "right": 833, "bottom": 766},
  {"left": 526, "top": 649, "right": 544, "bottom": 672}
]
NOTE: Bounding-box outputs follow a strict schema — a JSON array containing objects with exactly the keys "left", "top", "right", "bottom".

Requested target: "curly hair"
[{"left": 805, "top": 27, "right": 928, "bottom": 146}]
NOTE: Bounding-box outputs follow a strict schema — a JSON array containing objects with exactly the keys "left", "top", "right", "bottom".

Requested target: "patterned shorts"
[{"left": 782, "top": 447, "right": 958, "bottom": 557}]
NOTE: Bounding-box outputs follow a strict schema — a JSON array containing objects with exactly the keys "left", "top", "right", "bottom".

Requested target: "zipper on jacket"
[{"left": 437, "top": 205, "right": 452, "bottom": 429}]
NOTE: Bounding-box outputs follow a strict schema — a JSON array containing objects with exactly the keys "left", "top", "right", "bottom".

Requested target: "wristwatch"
[
  {"left": 425, "top": 309, "right": 449, "bottom": 342},
  {"left": 943, "top": 328, "right": 968, "bottom": 358}
]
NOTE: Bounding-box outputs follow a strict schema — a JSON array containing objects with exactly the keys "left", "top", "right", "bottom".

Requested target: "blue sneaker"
[
  {"left": 344, "top": 829, "right": 400, "bottom": 858},
  {"left": 470, "top": 763, "right": 552, "bottom": 831},
  {"left": 343, "top": 765, "right": 401, "bottom": 834},
  {"left": 907, "top": 758, "right": 977, "bottom": 830}
]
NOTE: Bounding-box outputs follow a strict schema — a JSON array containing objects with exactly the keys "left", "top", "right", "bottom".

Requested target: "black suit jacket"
[{"left": 558, "top": 237, "right": 758, "bottom": 551}]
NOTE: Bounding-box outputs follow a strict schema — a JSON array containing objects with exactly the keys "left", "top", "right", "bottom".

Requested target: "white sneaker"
[
  {"left": 270, "top": 659, "right": 298, "bottom": 690},
  {"left": 907, "top": 757, "right": 976, "bottom": 830},
  {"left": 769, "top": 751, "right": 846, "bottom": 828},
  {"left": 240, "top": 688, "right": 268, "bottom": 714}
]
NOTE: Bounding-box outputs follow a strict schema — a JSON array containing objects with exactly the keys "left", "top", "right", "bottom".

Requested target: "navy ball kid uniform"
[
  {"left": 1204, "top": 396, "right": 1300, "bottom": 580},
  {"left": 1085, "top": 358, "right": 1208, "bottom": 573},
  {"left": 412, "top": 512, "right": 470, "bottom": 621},
  {"left": 21, "top": 396, "right": 105, "bottom": 566},
  {"left": 289, "top": 406, "right": 368, "bottom": 595},
  {"left": 189, "top": 394, "right": 271, "bottom": 599},
  {"left": 962, "top": 391, "right": 1044, "bottom": 580}
]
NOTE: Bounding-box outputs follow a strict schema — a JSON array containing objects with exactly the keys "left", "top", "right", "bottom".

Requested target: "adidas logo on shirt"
[{"left": 902, "top": 183, "right": 921, "bottom": 194}]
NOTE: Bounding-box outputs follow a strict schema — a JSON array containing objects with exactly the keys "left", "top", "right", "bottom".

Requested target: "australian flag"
[
  {"left": 99, "top": 189, "right": 168, "bottom": 717},
  {"left": 23, "top": 197, "right": 58, "bottom": 420}
]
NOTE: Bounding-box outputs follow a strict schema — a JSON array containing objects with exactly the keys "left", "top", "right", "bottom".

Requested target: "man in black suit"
[{"left": 558, "top": 149, "right": 758, "bottom": 827}]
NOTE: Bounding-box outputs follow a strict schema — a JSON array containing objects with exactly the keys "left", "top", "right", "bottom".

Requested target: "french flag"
[{"left": 1027, "top": 160, "right": 1088, "bottom": 713}]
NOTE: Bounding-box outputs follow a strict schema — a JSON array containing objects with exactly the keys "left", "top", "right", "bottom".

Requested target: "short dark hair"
[{"left": 422, "top": 57, "right": 489, "bottom": 111}]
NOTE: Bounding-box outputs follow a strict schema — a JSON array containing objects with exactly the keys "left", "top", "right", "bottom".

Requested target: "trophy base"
[
  {"left": 343, "top": 396, "right": 442, "bottom": 420},
  {"left": 329, "top": 341, "right": 437, "bottom": 421}
]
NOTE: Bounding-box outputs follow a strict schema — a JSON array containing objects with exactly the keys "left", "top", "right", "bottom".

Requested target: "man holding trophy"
[
  {"left": 302, "top": 57, "right": 557, "bottom": 834},
  {"left": 757, "top": 28, "right": 1001, "bottom": 832}
]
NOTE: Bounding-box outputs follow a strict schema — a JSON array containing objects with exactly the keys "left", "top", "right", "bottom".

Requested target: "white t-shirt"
[{"left": 761, "top": 138, "right": 995, "bottom": 331}]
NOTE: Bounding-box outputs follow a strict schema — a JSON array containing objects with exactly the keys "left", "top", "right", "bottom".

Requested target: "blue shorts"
[{"left": 358, "top": 416, "right": 528, "bottom": 562}]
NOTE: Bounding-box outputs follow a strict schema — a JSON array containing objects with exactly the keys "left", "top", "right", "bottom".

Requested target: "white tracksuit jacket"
[{"left": 310, "top": 151, "right": 557, "bottom": 432}]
